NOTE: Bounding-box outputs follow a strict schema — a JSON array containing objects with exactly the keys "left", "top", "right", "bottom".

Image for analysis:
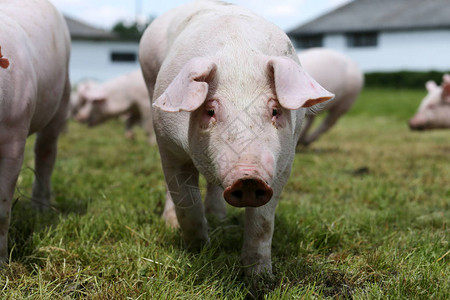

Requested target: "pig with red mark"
[
  {"left": 409, "top": 74, "right": 450, "bottom": 130},
  {"left": 72, "top": 70, "right": 155, "bottom": 144},
  {"left": 139, "top": 1, "right": 334, "bottom": 276},
  {"left": 0, "top": 0, "right": 71, "bottom": 263},
  {"left": 297, "top": 48, "right": 364, "bottom": 147}
]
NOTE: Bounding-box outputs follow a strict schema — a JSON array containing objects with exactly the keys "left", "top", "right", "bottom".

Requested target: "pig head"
[
  {"left": 409, "top": 75, "right": 450, "bottom": 130},
  {"left": 73, "top": 81, "right": 109, "bottom": 126},
  {"left": 153, "top": 56, "right": 333, "bottom": 208}
]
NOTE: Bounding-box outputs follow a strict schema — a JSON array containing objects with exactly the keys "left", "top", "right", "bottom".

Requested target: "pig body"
[
  {"left": 409, "top": 74, "right": 450, "bottom": 130},
  {"left": 297, "top": 48, "right": 364, "bottom": 146},
  {"left": 0, "top": 0, "right": 71, "bottom": 262},
  {"left": 72, "top": 70, "right": 155, "bottom": 143},
  {"left": 139, "top": 0, "right": 333, "bottom": 275}
]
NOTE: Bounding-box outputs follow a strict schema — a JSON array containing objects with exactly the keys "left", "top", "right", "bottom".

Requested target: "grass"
[{"left": 1, "top": 88, "right": 449, "bottom": 299}]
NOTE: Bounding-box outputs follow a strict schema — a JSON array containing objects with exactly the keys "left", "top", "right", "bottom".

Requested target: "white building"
[
  {"left": 288, "top": 0, "right": 450, "bottom": 72},
  {"left": 65, "top": 16, "right": 140, "bottom": 83}
]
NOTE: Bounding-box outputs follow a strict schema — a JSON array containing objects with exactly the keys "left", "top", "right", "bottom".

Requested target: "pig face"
[
  {"left": 154, "top": 56, "right": 333, "bottom": 207},
  {"left": 73, "top": 83, "right": 109, "bottom": 126},
  {"left": 409, "top": 77, "right": 450, "bottom": 130}
]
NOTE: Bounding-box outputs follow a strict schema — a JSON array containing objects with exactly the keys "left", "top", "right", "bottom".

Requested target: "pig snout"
[
  {"left": 408, "top": 115, "right": 426, "bottom": 131},
  {"left": 221, "top": 151, "right": 276, "bottom": 207},
  {"left": 224, "top": 177, "right": 273, "bottom": 207}
]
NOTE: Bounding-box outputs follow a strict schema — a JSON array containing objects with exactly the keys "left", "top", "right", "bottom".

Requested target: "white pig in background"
[
  {"left": 139, "top": 1, "right": 334, "bottom": 276},
  {"left": 297, "top": 48, "right": 364, "bottom": 147},
  {"left": 0, "top": 0, "right": 71, "bottom": 263},
  {"left": 72, "top": 71, "right": 155, "bottom": 144},
  {"left": 409, "top": 74, "right": 450, "bottom": 130}
]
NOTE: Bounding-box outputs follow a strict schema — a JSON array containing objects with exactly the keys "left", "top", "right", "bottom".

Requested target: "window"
[
  {"left": 110, "top": 51, "right": 137, "bottom": 62},
  {"left": 292, "top": 34, "right": 323, "bottom": 49},
  {"left": 346, "top": 32, "right": 378, "bottom": 47}
]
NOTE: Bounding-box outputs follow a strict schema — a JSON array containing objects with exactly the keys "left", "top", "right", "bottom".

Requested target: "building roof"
[
  {"left": 64, "top": 15, "right": 118, "bottom": 40},
  {"left": 288, "top": 0, "right": 450, "bottom": 36}
]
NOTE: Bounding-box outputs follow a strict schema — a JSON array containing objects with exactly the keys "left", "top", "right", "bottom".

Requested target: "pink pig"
[
  {"left": 139, "top": 1, "right": 334, "bottom": 275},
  {"left": 0, "top": 0, "right": 71, "bottom": 263},
  {"left": 297, "top": 48, "right": 364, "bottom": 146},
  {"left": 72, "top": 71, "right": 155, "bottom": 144},
  {"left": 409, "top": 74, "right": 450, "bottom": 130}
]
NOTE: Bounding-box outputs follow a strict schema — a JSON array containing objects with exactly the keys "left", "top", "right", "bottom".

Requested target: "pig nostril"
[
  {"left": 255, "top": 189, "right": 265, "bottom": 198},
  {"left": 231, "top": 190, "right": 243, "bottom": 199}
]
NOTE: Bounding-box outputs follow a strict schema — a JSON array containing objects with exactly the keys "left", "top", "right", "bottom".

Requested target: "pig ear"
[
  {"left": 267, "top": 56, "right": 334, "bottom": 110},
  {"left": 442, "top": 82, "right": 450, "bottom": 104},
  {"left": 425, "top": 81, "right": 438, "bottom": 92},
  {"left": 153, "top": 57, "right": 217, "bottom": 112}
]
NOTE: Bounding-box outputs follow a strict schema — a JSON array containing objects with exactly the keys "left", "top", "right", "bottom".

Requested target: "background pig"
[
  {"left": 72, "top": 70, "right": 155, "bottom": 144},
  {"left": 139, "top": 1, "right": 333, "bottom": 276},
  {"left": 409, "top": 74, "right": 450, "bottom": 130},
  {"left": 297, "top": 48, "right": 364, "bottom": 146},
  {"left": 0, "top": 0, "right": 71, "bottom": 263}
]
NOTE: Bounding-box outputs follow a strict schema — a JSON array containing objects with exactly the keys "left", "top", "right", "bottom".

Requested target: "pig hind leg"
[
  {"left": 0, "top": 141, "right": 26, "bottom": 263},
  {"left": 32, "top": 79, "right": 70, "bottom": 211},
  {"left": 204, "top": 183, "right": 226, "bottom": 220}
]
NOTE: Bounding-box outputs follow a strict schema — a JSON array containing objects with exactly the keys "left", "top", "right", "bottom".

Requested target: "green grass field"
[{"left": 1, "top": 88, "right": 449, "bottom": 299}]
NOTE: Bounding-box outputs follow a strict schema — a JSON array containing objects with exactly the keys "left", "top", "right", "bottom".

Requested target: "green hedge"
[{"left": 364, "top": 71, "right": 450, "bottom": 89}]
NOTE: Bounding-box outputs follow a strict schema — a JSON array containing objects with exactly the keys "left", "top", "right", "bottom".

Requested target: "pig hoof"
[
  {"left": 32, "top": 198, "right": 51, "bottom": 212},
  {"left": 184, "top": 236, "right": 210, "bottom": 251},
  {"left": 245, "top": 271, "right": 277, "bottom": 298},
  {"left": 242, "top": 263, "right": 273, "bottom": 278},
  {"left": 163, "top": 210, "right": 179, "bottom": 228}
]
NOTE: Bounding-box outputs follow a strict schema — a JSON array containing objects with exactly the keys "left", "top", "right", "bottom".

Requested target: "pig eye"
[
  {"left": 272, "top": 108, "right": 279, "bottom": 117},
  {"left": 207, "top": 109, "right": 215, "bottom": 117}
]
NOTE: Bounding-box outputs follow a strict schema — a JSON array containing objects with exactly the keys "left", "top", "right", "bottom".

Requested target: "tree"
[{"left": 112, "top": 16, "right": 155, "bottom": 40}]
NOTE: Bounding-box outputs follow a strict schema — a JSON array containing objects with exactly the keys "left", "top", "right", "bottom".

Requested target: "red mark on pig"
[{"left": 0, "top": 46, "right": 10, "bottom": 69}]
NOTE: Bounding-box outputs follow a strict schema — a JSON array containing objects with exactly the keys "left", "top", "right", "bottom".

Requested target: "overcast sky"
[{"left": 49, "top": 0, "right": 352, "bottom": 32}]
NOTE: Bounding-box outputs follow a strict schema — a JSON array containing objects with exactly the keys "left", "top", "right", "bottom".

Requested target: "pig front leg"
[
  {"left": 0, "top": 140, "right": 26, "bottom": 263},
  {"left": 241, "top": 198, "right": 278, "bottom": 276},
  {"left": 240, "top": 166, "right": 291, "bottom": 277},
  {"left": 204, "top": 183, "right": 227, "bottom": 220},
  {"left": 161, "top": 154, "right": 209, "bottom": 248}
]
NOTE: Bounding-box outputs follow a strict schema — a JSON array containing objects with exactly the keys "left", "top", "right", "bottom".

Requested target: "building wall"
[
  {"left": 298, "top": 29, "right": 450, "bottom": 72},
  {"left": 70, "top": 40, "right": 140, "bottom": 84}
]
